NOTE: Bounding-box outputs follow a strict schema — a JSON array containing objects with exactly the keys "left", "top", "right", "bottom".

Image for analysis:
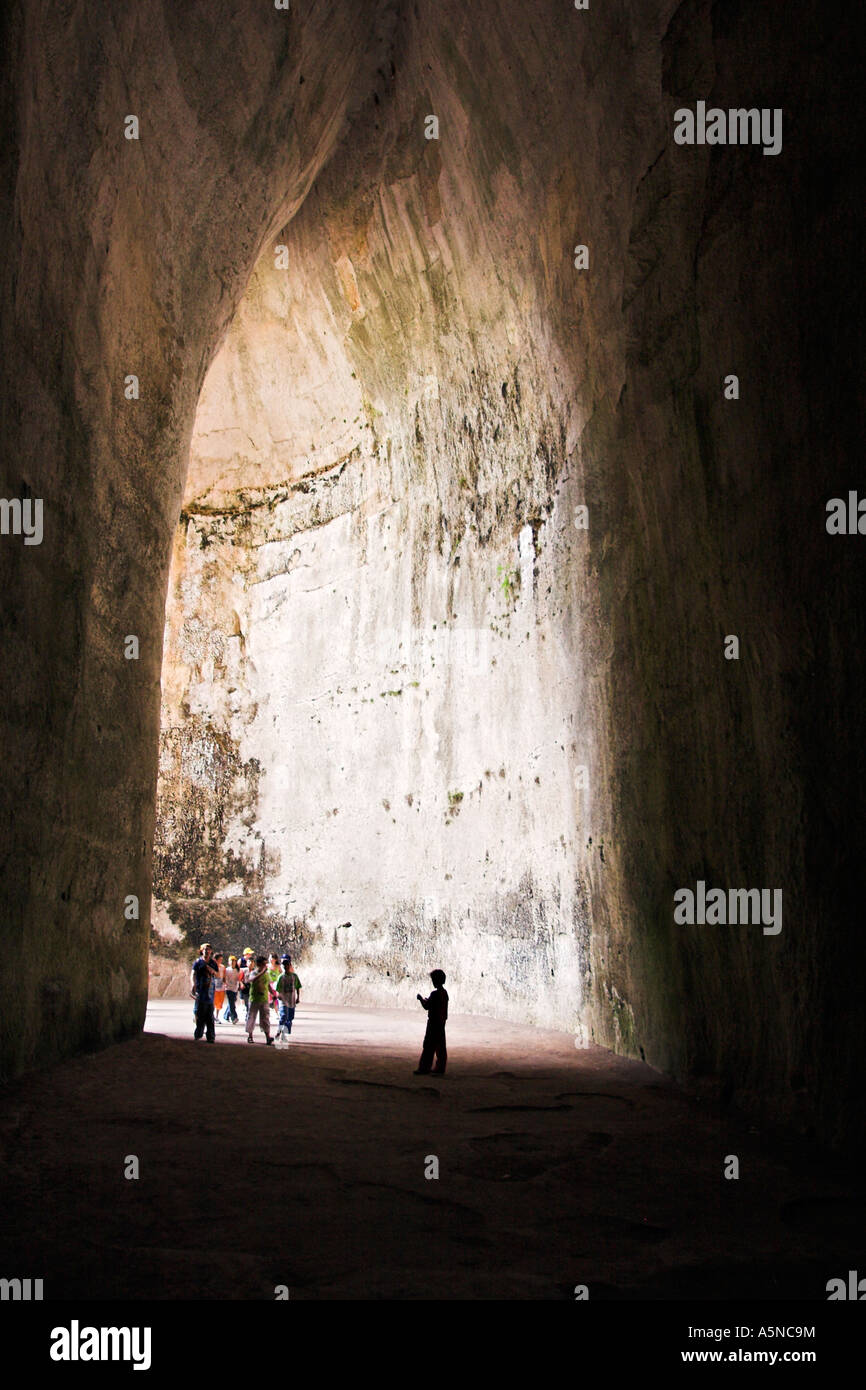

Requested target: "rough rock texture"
[
  {"left": 147, "top": 953, "right": 191, "bottom": 1001},
  {"left": 1, "top": 1, "right": 863, "bottom": 1149}
]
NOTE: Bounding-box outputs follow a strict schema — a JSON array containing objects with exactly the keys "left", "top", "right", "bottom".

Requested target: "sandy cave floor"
[{"left": 0, "top": 999, "right": 863, "bottom": 1301}]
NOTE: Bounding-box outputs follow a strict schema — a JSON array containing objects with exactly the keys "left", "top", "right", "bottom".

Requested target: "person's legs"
[
  {"left": 246, "top": 1002, "right": 258, "bottom": 1040},
  {"left": 417, "top": 1025, "right": 436, "bottom": 1073},
  {"left": 259, "top": 1002, "right": 272, "bottom": 1041},
  {"left": 284, "top": 1006, "right": 295, "bottom": 1035},
  {"left": 204, "top": 1000, "right": 215, "bottom": 1043},
  {"left": 432, "top": 1028, "right": 446, "bottom": 1074},
  {"left": 193, "top": 999, "right": 204, "bottom": 1040}
]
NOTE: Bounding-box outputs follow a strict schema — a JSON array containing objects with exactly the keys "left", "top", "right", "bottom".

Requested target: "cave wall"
[
  {"left": 603, "top": 0, "right": 865, "bottom": 1143},
  {"left": 0, "top": 0, "right": 398, "bottom": 1074},
  {"left": 1, "top": 0, "right": 862, "bottom": 1146}
]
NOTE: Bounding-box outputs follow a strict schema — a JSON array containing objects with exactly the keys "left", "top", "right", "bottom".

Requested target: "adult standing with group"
[{"left": 191, "top": 942, "right": 219, "bottom": 1043}]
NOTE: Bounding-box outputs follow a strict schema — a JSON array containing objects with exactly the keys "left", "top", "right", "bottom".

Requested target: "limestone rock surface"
[{"left": 1, "top": 0, "right": 862, "bottom": 1149}]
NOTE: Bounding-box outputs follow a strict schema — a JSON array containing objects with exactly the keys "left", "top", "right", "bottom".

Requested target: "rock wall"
[
  {"left": 2, "top": 0, "right": 862, "bottom": 1147},
  {"left": 0, "top": 0, "right": 397, "bottom": 1075}
]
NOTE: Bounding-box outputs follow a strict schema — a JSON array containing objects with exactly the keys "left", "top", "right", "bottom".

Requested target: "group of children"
[
  {"left": 191, "top": 942, "right": 449, "bottom": 1074},
  {"left": 191, "top": 944, "right": 301, "bottom": 1046}
]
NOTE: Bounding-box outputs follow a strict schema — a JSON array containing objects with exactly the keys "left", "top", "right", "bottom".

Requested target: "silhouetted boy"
[{"left": 414, "top": 969, "right": 448, "bottom": 1075}]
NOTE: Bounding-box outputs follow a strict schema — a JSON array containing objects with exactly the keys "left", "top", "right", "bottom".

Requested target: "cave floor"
[{"left": 0, "top": 1000, "right": 862, "bottom": 1300}]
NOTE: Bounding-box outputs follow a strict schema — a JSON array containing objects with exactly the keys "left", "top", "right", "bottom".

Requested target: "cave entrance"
[{"left": 149, "top": 206, "right": 594, "bottom": 1039}]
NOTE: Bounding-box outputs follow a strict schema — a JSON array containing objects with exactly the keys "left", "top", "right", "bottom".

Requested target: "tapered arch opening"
[{"left": 150, "top": 130, "right": 604, "bottom": 1038}]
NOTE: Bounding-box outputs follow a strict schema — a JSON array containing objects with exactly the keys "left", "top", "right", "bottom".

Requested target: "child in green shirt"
[
  {"left": 275, "top": 954, "right": 302, "bottom": 1045},
  {"left": 245, "top": 956, "right": 274, "bottom": 1045}
]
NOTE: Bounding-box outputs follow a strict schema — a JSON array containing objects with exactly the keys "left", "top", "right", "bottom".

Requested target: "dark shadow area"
[{"left": 0, "top": 1005, "right": 863, "bottom": 1300}]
